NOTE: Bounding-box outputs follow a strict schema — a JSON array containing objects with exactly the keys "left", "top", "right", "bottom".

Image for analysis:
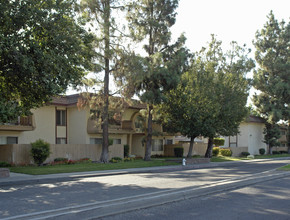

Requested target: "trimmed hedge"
[
  {"left": 259, "top": 148, "right": 265, "bottom": 155},
  {"left": 30, "top": 139, "right": 50, "bottom": 166},
  {"left": 220, "top": 148, "right": 232, "bottom": 157},
  {"left": 212, "top": 147, "right": 220, "bottom": 157},
  {"left": 241, "top": 152, "right": 250, "bottom": 157}
]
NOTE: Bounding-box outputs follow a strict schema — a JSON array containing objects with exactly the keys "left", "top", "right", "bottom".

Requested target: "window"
[
  {"left": 113, "top": 139, "right": 121, "bottom": 144},
  {"left": 56, "top": 138, "right": 67, "bottom": 144},
  {"left": 7, "top": 137, "right": 18, "bottom": 144},
  {"left": 281, "top": 131, "right": 286, "bottom": 135},
  {"left": 165, "top": 139, "right": 173, "bottom": 145},
  {"left": 90, "top": 138, "right": 103, "bottom": 144},
  {"left": 56, "top": 110, "right": 66, "bottom": 126},
  {"left": 0, "top": 136, "right": 18, "bottom": 144},
  {"left": 152, "top": 139, "right": 163, "bottom": 151}
]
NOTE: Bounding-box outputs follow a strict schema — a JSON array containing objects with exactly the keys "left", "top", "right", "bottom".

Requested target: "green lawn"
[
  {"left": 277, "top": 164, "right": 290, "bottom": 171},
  {"left": 5, "top": 154, "right": 290, "bottom": 175},
  {"left": 211, "top": 154, "right": 290, "bottom": 162},
  {"left": 210, "top": 156, "right": 249, "bottom": 162},
  {"left": 254, "top": 154, "right": 290, "bottom": 159},
  {"left": 9, "top": 159, "right": 179, "bottom": 175}
]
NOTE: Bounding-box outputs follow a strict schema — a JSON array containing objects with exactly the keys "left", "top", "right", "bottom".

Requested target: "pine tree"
[
  {"left": 253, "top": 11, "right": 290, "bottom": 153},
  {"left": 123, "top": 0, "right": 189, "bottom": 161},
  {"left": 80, "top": 0, "right": 126, "bottom": 162}
]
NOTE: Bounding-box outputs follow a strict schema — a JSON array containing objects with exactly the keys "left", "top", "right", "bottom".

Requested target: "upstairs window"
[{"left": 56, "top": 110, "right": 66, "bottom": 126}]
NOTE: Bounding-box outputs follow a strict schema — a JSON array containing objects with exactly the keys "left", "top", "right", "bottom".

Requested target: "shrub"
[
  {"left": 241, "top": 152, "right": 250, "bottom": 157},
  {"left": 78, "top": 158, "right": 92, "bottom": 163},
  {"left": 124, "top": 144, "right": 129, "bottom": 157},
  {"left": 174, "top": 147, "right": 184, "bottom": 157},
  {"left": 151, "top": 154, "right": 163, "bottom": 158},
  {"left": 124, "top": 157, "right": 134, "bottom": 162},
  {"left": 213, "top": 138, "right": 225, "bottom": 147},
  {"left": 0, "top": 161, "right": 11, "bottom": 167},
  {"left": 272, "top": 151, "right": 280, "bottom": 155},
  {"left": 109, "top": 157, "right": 122, "bottom": 163},
  {"left": 259, "top": 148, "right": 266, "bottom": 155},
  {"left": 212, "top": 147, "right": 220, "bottom": 157},
  {"left": 30, "top": 139, "right": 50, "bottom": 166},
  {"left": 54, "top": 157, "right": 68, "bottom": 163},
  {"left": 220, "top": 148, "right": 232, "bottom": 157},
  {"left": 279, "top": 151, "right": 288, "bottom": 154}
]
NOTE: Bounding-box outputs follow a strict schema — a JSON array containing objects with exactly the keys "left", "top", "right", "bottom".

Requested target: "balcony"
[{"left": 0, "top": 116, "right": 34, "bottom": 131}]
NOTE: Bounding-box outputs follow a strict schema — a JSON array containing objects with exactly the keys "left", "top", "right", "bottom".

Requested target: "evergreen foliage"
[
  {"left": 80, "top": 0, "right": 127, "bottom": 162},
  {"left": 118, "top": 0, "right": 190, "bottom": 161},
  {"left": 252, "top": 11, "right": 289, "bottom": 153}
]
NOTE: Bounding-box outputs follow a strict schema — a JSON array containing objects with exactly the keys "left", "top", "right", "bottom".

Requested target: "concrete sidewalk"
[{"left": 1, "top": 157, "right": 289, "bottom": 187}]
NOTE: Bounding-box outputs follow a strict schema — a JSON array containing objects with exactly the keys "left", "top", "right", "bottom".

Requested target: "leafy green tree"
[
  {"left": 121, "top": 0, "right": 189, "bottom": 161},
  {"left": 80, "top": 0, "right": 127, "bottom": 162},
  {"left": 252, "top": 11, "right": 289, "bottom": 153},
  {"left": 0, "top": 0, "right": 94, "bottom": 122},
  {"left": 160, "top": 60, "right": 218, "bottom": 158},
  {"left": 203, "top": 39, "right": 254, "bottom": 158},
  {"left": 161, "top": 36, "right": 253, "bottom": 158}
]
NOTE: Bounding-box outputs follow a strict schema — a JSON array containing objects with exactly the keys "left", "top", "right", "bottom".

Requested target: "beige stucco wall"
[
  {"left": 18, "top": 106, "right": 56, "bottom": 144},
  {"left": 68, "top": 107, "right": 89, "bottom": 144},
  {"left": 131, "top": 134, "right": 145, "bottom": 157},
  {"left": 224, "top": 122, "right": 267, "bottom": 155},
  {"left": 122, "top": 109, "right": 139, "bottom": 121}
]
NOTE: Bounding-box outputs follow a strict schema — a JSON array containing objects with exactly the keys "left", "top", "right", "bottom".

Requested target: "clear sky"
[
  {"left": 171, "top": 0, "right": 290, "bottom": 52},
  {"left": 67, "top": 0, "right": 289, "bottom": 96}
]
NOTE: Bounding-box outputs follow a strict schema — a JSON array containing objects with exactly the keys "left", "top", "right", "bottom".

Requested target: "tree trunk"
[
  {"left": 100, "top": 0, "right": 110, "bottom": 163},
  {"left": 269, "top": 145, "right": 273, "bottom": 155},
  {"left": 144, "top": 104, "right": 153, "bottom": 161},
  {"left": 205, "top": 137, "right": 214, "bottom": 158},
  {"left": 187, "top": 136, "right": 196, "bottom": 158}
]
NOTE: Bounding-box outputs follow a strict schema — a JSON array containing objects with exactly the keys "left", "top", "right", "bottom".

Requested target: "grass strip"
[
  {"left": 277, "top": 164, "right": 290, "bottom": 171},
  {"left": 9, "top": 160, "right": 179, "bottom": 175}
]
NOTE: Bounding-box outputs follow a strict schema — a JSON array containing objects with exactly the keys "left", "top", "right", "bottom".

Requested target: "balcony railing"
[{"left": 0, "top": 116, "right": 34, "bottom": 131}]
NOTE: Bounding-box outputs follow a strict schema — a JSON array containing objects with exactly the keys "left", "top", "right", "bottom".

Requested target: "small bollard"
[{"left": 182, "top": 158, "right": 186, "bottom": 166}]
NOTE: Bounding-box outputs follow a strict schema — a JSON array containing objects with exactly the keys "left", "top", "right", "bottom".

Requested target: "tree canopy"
[
  {"left": 160, "top": 36, "right": 254, "bottom": 158},
  {"left": 252, "top": 11, "right": 290, "bottom": 153},
  {"left": 0, "top": 0, "right": 94, "bottom": 122},
  {"left": 253, "top": 11, "right": 290, "bottom": 124},
  {"left": 117, "top": 0, "right": 189, "bottom": 160}
]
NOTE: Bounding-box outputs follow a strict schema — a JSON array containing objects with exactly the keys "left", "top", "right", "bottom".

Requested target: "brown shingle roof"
[
  {"left": 245, "top": 115, "right": 266, "bottom": 123},
  {"left": 50, "top": 93, "right": 146, "bottom": 109}
]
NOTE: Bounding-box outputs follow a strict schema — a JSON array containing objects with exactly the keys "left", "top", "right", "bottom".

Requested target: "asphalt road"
[
  {"left": 100, "top": 175, "right": 290, "bottom": 220},
  {"left": 0, "top": 159, "right": 289, "bottom": 219}
]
